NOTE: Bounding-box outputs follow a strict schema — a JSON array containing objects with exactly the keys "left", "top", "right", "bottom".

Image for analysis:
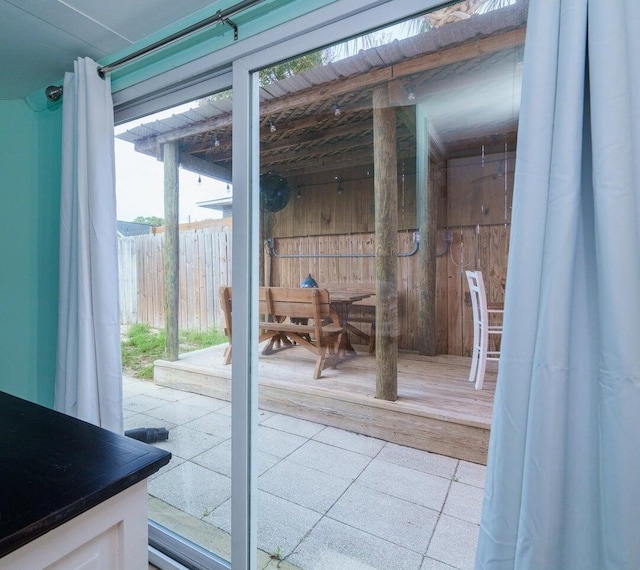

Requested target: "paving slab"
[
  {"left": 312, "top": 426, "right": 386, "bottom": 457},
  {"left": 154, "top": 425, "right": 227, "bottom": 460},
  {"left": 191, "top": 438, "right": 280, "bottom": 477},
  {"left": 288, "top": 517, "right": 423, "bottom": 570},
  {"left": 144, "top": 401, "right": 211, "bottom": 425},
  {"left": 261, "top": 413, "right": 326, "bottom": 439},
  {"left": 455, "top": 461, "right": 486, "bottom": 489},
  {"left": 258, "top": 458, "right": 352, "bottom": 513},
  {"left": 327, "top": 483, "right": 438, "bottom": 553},
  {"left": 442, "top": 482, "right": 485, "bottom": 525},
  {"left": 208, "top": 492, "right": 323, "bottom": 558},
  {"left": 123, "top": 393, "right": 169, "bottom": 414},
  {"left": 149, "top": 461, "right": 231, "bottom": 521},
  {"left": 182, "top": 410, "right": 232, "bottom": 439},
  {"left": 356, "top": 457, "right": 451, "bottom": 512},
  {"left": 259, "top": 425, "right": 308, "bottom": 458},
  {"left": 286, "top": 440, "right": 371, "bottom": 481},
  {"left": 378, "top": 443, "right": 459, "bottom": 479},
  {"left": 426, "top": 514, "right": 479, "bottom": 570}
]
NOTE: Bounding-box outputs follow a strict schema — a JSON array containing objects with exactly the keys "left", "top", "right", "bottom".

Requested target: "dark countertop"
[{"left": 0, "top": 390, "right": 171, "bottom": 558}]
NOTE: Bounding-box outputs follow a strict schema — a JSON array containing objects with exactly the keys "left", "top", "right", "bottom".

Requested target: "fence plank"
[{"left": 118, "top": 226, "right": 232, "bottom": 332}]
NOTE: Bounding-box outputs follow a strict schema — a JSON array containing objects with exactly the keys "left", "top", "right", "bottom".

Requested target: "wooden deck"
[{"left": 154, "top": 344, "right": 497, "bottom": 465}]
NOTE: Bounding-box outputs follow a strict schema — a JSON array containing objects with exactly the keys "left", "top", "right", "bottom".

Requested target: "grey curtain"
[
  {"left": 475, "top": 0, "right": 640, "bottom": 568},
  {"left": 55, "top": 57, "right": 123, "bottom": 434}
]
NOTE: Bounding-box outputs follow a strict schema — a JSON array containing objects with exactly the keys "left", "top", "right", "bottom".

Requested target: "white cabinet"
[{"left": 0, "top": 481, "right": 149, "bottom": 570}]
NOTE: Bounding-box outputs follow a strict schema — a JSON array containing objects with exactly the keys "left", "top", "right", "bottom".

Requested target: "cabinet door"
[{"left": 2, "top": 482, "right": 148, "bottom": 570}]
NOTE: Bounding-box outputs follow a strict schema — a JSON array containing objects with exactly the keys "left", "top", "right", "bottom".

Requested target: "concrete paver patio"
[{"left": 124, "top": 375, "right": 485, "bottom": 570}]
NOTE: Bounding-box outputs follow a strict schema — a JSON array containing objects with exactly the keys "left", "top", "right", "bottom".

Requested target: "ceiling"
[{"left": 0, "top": 0, "right": 214, "bottom": 100}]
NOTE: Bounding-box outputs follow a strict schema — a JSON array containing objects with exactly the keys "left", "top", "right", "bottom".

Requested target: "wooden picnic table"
[{"left": 326, "top": 290, "right": 373, "bottom": 354}]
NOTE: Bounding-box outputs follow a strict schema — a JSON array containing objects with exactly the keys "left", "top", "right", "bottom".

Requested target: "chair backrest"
[{"left": 466, "top": 270, "right": 489, "bottom": 329}]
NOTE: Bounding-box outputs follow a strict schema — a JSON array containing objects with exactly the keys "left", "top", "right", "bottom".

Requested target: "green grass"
[{"left": 121, "top": 323, "right": 227, "bottom": 379}]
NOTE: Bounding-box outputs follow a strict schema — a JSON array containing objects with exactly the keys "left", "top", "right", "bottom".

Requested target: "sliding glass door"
[
  {"left": 247, "top": 1, "right": 525, "bottom": 568},
  {"left": 112, "top": 0, "right": 526, "bottom": 567},
  {"left": 116, "top": 88, "right": 236, "bottom": 568}
]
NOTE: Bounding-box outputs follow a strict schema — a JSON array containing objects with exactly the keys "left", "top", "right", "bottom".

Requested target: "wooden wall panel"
[
  {"left": 447, "top": 152, "right": 515, "bottom": 227},
  {"left": 264, "top": 149, "right": 513, "bottom": 356},
  {"left": 271, "top": 163, "right": 416, "bottom": 239}
]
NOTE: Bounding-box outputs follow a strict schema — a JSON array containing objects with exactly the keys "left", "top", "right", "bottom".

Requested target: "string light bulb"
[
  {"left": 269, "top": 121, "right": 276, "bottom": 133},
  {"left": 334, "top": 103, "right": 341, "bottom": 117},
  {"left": 214, "top": 134, "right": 220, "bottom": 147}
]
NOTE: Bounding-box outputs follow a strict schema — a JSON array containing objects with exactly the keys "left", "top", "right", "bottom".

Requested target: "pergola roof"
[{"left": 117, "top": 0, "right": 527, "bottom": 180}]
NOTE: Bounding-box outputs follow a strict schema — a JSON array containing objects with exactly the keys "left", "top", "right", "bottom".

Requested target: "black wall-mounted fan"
[{"left": 260, "top": 172, "right": 290, "bottom": 212}]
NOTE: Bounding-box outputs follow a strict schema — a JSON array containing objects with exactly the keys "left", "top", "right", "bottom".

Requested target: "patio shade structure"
[{"left": 117, "top": 1, "right": 528, "bottom": 398}]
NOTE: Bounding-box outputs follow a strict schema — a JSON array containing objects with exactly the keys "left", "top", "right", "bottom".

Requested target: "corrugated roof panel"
[
  {"left": 262, "top": 83, "right": 289, "bottom": 98},
  {"left": 116, "top": 2, "right": 527, "bottom": 145},
  {"left": 304, "top": 65, "right": 339, "bottom": 84}
]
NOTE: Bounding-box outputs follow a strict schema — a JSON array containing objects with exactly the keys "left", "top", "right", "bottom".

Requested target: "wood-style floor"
[{"left": 154, "top": 343, "right": 497, "bottom": 465}]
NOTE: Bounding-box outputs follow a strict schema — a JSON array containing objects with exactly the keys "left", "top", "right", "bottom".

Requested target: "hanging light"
[
  {"left": 296, "top": 187, "right": 302, "bottom": 199},
  {"left": 334, "top": 102, "right": 341, "bottom": 117},
  {"left": 214, "top": 134, "right": 220, "bottom": 147},
  {"left": 269, "top": 121, "right": 277, "bottom": 133},
  {"left": 336, "top": 177, "right": 343, "bottom": 195}
]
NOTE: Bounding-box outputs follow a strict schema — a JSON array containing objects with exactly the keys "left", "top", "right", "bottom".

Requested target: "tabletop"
[
  {"left": 0, "top": 391, "right": 171, "bottom": 558},
  {"left": 328, "top": 291, "right": 372, "bottom": 303}
]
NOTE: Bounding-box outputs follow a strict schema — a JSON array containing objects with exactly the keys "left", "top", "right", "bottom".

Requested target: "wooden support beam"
[
  {"left": 178, "top": 152, "right": 231, "bottom": 183},
  {"left": 163, "top": 141, "right": 180, "bottom": 361},
  {"left": 373, "top": 84, "right": 398, "bottom": 402},
  {"left": 416, "top": 105, "right": 436, "bottom": 355},
  {"left": 396, "top": 106, "right": 416, "bottom": 138}
]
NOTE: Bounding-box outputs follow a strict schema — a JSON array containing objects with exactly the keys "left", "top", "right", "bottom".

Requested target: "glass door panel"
[
  {"left": 116, "top": 89, "right": 235, "bottom": 565},
  {"left": 253, "top": 2, "right": 526, "bottom": 568}
]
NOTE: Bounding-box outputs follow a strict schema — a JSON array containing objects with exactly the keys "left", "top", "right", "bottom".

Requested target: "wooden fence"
[
  {"left": 118, "top": 222, "right": 508, "bottom": 355},
  {"left": 118, "top": 224, "right": 232, "bottom": 331}
]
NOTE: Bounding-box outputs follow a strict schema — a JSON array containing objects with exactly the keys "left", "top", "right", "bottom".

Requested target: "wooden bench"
[{"left": 219, "top": 286, "right": 344, "bottom": 379}]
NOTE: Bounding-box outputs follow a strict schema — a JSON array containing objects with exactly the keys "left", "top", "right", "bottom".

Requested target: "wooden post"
[
  {"left": 373, "top": 84, "right": 398, "bottom": 402},
  {"left": 163, "top": 141, "right": 179, "bottom": 361},
  {"left": 416, "top": 105, "right": 437, "bottom": 355}
]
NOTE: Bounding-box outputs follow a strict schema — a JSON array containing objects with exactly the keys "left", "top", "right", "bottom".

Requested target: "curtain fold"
[
  {"left": 54, "top": 57, "right": 123, "bottom": 434},
  {"left": 475, "top": 0, "right": 640, "bottom": 568}
]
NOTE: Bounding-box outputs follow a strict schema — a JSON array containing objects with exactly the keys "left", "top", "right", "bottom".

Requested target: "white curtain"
[
  {"left": 475, "top": 1, "right": 640, "bottom": 568},
  {"left": 54, "top": 57, "right": 123, "bottom": 434}
]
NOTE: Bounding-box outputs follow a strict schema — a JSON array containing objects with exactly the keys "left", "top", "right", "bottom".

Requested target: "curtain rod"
[{"left": 45, "top": 0, "right": 264, "bottom": 102}]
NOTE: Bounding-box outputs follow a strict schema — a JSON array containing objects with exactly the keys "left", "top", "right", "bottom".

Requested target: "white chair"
[{"left": 465, "top": 270, "right": 503, "bottom": 389}]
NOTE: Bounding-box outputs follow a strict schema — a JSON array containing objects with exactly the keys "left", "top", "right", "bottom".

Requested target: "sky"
[{"left": 114, "top": 103, "right": 230, "bottom": 224}]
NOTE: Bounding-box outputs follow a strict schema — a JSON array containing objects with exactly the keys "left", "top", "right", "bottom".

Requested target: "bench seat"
[{"left": 219, "top": 286, "right": 344, "bottom": 379}]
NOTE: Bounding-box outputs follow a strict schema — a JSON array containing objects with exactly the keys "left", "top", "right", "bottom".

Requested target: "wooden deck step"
[{"left": 154, "top": 344, "right": 496, "bottom": 465}]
